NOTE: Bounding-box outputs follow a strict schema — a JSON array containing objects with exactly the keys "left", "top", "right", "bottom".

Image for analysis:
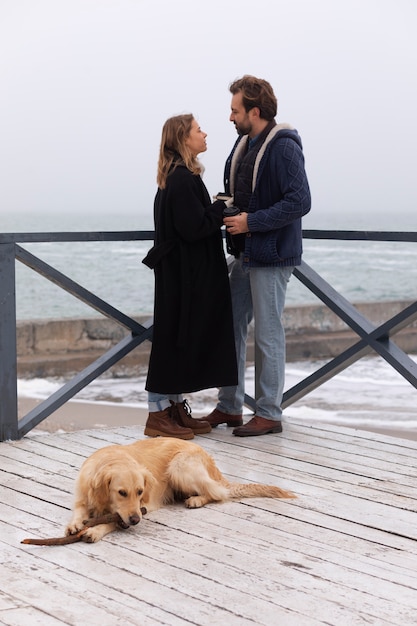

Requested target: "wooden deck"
[{"left": 1, "top": 419, "right": 417, "bottom": 625}]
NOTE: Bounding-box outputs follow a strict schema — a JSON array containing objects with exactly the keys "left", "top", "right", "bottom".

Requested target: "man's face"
[{"left": 230, "top": 92, "right": 252, "bottom": 136}]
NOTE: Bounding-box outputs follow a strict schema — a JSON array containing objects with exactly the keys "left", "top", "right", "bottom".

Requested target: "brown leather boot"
[
  {"left": 171, "top": 400, "right": 212, "bottom": 434},
  {"left": 233, "top": 415, "right": 282, "bottom": 437},
  {"left": 197, "top": 407, "right": 243, "bottom": 428},
  {"left": 144, "top": 406, "right": 194, "bottom": 439}
]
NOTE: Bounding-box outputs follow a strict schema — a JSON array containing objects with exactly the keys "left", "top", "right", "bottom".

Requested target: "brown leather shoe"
[
  {"left": 144, "top": 407, "right": 194, "bottom": 439},
  {"left": 171, "top": 400, "right": 212, "bottom": 434},
  {"left": 233, "top": 415, "right": 282, "bottom": 437},
  {"left": 197, "top": 407, "right": 243, "bottom": 428}
]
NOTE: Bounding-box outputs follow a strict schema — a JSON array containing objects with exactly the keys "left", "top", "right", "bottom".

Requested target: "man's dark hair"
[{"left": 229, "top": 75, "right": 277, "bottom": 121}]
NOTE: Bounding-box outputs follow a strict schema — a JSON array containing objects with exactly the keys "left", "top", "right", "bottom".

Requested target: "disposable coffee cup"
[{"left": 223, "top": 206, "right": 240, "bottom": 217}]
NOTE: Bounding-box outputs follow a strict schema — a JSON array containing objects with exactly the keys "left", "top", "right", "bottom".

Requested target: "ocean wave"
[{"left": 18, "top": 355, "right": 417, "bottom": 433}]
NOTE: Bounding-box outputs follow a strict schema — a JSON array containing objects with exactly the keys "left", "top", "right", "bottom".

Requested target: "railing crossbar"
[
  {"left": 1, "top": 229, "right": 416, "bottom": 440},
  {"left": 16, "top": 245, "right": 147, "bottom": 335}
]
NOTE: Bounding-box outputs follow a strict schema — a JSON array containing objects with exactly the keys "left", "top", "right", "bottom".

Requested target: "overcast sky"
[{"left": 1, "top": 0, "right": 416, "bottom": 229}]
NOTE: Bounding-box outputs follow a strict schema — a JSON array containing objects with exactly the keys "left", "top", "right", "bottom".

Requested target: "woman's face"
[{"left": 185, "top": 119, "right": 207, "bottom": 156}]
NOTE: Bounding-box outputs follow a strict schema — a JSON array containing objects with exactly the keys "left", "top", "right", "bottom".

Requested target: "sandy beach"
[
  {"left": 18, "top": 396, "right": 417, "bottom": 442},
  {"left": 19, "top": 397, "right": 150, "bottom": 434}
]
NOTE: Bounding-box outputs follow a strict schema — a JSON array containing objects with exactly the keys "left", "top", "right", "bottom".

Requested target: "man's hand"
[{"left": 223, "top": 212, "right": 248, "bottom": 234}]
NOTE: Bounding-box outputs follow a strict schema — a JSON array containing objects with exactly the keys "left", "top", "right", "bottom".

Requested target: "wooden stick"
[{"left": 21, "top": 513, "right": 125, "bottom": 546}]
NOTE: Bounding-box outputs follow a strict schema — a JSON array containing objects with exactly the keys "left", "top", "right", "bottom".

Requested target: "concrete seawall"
[{"left": 16, "top": 300, "right": 417, "bottom": 378}]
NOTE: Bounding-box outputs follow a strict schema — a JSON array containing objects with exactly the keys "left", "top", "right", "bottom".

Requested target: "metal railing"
[{"left": 1, "top": 229, "right": 417, "bottom": 441}]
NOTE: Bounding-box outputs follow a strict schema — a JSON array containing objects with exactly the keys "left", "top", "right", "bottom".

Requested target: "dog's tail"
[{"left": 227, "top": 482, "right": 296, "bottom": 500}]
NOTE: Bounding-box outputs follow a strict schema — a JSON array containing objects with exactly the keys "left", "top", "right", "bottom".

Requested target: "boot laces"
[{"left": 182, "top": 399, "right": 192, "bottom": 418}]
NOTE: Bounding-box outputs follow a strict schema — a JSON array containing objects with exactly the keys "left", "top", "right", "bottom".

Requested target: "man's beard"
[{"left": 234, "top": 120, "right": 252, "bottom": 136}]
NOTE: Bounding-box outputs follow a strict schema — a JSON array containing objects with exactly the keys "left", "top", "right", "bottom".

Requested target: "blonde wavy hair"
[{"left": 157, "top": 114, "right": 203, "bottom": 189}]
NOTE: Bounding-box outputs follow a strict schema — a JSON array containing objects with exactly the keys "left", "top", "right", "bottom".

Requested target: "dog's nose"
[{"left": 129, "top": 514, "right": 141, "bottom": 526}]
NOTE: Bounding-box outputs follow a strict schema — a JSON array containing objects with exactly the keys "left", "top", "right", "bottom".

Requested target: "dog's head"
[{"left": 88, "top": 457, "right": 155, "bottom": 528}]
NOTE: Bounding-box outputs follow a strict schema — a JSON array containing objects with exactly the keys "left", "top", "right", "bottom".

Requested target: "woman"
[{"left": 142, "top": 114, "right": 237, "bottom": 439}]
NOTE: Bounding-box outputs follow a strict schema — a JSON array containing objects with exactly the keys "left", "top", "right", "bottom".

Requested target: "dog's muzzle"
[{"left": 118, "top": 507, "right": 147, "bottom": 529}]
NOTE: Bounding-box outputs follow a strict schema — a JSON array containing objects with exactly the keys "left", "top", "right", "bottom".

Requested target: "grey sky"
[{"left": 1, "top": 0, "right": 416, "bottom": 229}]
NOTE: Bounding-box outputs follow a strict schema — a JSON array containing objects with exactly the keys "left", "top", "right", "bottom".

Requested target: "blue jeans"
[
  {"left": 218, "top": 256, "right": 293, "bottom": 420},
  {"left": 148, "top": 393, "right": 183, "bottom": 412}
]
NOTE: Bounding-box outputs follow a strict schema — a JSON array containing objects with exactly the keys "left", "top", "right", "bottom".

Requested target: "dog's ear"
[
  {"left": 91, "top": 466, "right": 112, "bottom": 492},
  {"left": 88, "top": 465, "right": 113, "bottom": 512},
  {"left": 142, "top": 468, "right": 157, "bottom": 493}
]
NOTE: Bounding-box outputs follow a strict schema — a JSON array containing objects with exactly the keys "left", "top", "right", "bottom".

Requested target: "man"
[{"left": 201, "top": 75, "right": 311, "bottom": 436}]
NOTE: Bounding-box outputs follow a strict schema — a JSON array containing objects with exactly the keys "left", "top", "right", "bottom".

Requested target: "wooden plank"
[
  {"left": 1, "top": 547, "right": 168, "bottom": 625},
  {"left": 0, "top": 515, "right": 391, "bottom": 625},
  {"left": 1, "top": 422, "right": 417, "bottom": 624},
  {"left": 1, "top": 529, "right": 295, "bottom": 625},
  {"left": 2, "top": 504, "right": 409, "bottom": 625},
  {"left": 3, "top": 476, "right": 416, "bottom": 616},
  {"left": 203, "top": 430, "right": 417, "bottom": 490},
  {"left": 0, "top": 439, "right": 86, "bottom": 469},
  {"left": 287, "top": 420, "right": 417, "bottom": 450}
]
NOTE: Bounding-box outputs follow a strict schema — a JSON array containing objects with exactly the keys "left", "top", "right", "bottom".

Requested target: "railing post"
[{"left": 0, "top": 243, "right": 18, "bottom": 441}]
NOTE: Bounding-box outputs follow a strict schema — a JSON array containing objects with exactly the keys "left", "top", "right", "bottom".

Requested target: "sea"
[{"left": 3, "top": 210, "right": 417, "bottom": 437}]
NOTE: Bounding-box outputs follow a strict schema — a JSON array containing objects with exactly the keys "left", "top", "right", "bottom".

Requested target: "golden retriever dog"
[{"left": 66, "top": 437, "right": 295, "bottom": 542}]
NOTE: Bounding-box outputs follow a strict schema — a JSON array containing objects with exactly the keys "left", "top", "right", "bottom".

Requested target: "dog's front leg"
[
  {"left": 81, "top": 522, "right": 118, "bottom": 543},
  {"left": 66, "top": 501, "right": 89, "bottom": 536}
]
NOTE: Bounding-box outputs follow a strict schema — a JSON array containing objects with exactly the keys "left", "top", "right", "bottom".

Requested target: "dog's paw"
[
  {"left": 184, "top": 495, "right": 206, "bottom": 508},
  {"left": 65, "top": 520, "right": 84, "bottom": 536},
  {"left": 81, "top": 528, "right": 102, "bottom": 543}
]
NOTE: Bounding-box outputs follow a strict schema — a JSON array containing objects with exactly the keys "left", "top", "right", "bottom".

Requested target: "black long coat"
[{"left": 143, "top": 165, "right": 238, "bottom": 394}]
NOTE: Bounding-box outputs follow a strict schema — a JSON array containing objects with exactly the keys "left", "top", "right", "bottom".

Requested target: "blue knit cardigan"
[{"left": 224, "top": 123, "right": 311, "bottom": 267}]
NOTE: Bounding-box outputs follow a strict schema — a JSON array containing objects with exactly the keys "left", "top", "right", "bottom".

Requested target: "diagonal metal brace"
[
  {"left": 284, "top": 261, "right": 417, "bottom": 407},
  {"left": 18, "top": 325, "right": 152, "bottom": 438},
  {"left": 15, "top": 245, "right": 146, "bottom": 334}
]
